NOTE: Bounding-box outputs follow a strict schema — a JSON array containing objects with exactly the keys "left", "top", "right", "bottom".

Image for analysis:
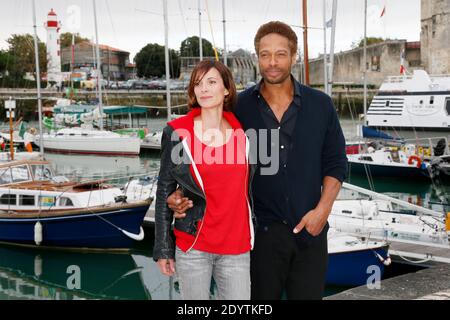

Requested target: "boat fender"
[
  {"left": 374, "top": 251, "right": 392, "bottom": 266},
  {"left": 408, "top": 155, "right": 422, "bottom": 168},
  {"left": 34, "top": 221, "right": 43, "bottom": 246}
]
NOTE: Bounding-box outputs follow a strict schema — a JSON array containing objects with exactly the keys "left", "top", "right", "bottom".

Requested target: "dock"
[{"left": 326, "top": 263, "right": 450, "bottom": 300}]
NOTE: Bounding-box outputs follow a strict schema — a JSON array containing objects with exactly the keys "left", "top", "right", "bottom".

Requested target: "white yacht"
[{"left": 366, "top": 70, "right": 450, "bottom": 130}]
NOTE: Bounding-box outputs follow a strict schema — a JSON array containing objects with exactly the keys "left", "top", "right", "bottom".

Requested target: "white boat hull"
[{"left": 35, "top": 133, "right": 141, "bottom": 156}]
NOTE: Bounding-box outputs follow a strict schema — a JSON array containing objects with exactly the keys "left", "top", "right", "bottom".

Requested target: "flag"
[
  {"left": 380, "top": 5, "right": 386, "bottom": 18},
  {"left": 400, "top": 50, "right": 406, "bottom": 75}
]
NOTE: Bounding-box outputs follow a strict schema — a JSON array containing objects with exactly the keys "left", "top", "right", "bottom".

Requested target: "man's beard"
[{"left": 261, "top": 69, "right": 291, "bottom": 84}]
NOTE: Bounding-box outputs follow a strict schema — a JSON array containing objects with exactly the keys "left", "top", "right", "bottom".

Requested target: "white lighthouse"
[{"left": 45, "top": 8, "right": 62, "bottom": 87}]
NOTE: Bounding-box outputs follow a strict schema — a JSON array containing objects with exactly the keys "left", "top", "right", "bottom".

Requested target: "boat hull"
[
  {"left": 35, "top": 136, "right": 141, "bottom": 156},
  {"left": 348, "top": 161, "right": 431, "bottom": 179},
  {"left": 0, "top": 203, "right": 149, "bottom": 249},
  {"left": 326, "top": 245, "right": 389, "bottom": 286}
]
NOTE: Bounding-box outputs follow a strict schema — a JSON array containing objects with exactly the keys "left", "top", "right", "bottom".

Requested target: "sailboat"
[
  {"left": 0, "top": 0, "right": 152, "bottom": 250},
  {"left": 32, "top": 4, "right": 141, "bottom": 157}
]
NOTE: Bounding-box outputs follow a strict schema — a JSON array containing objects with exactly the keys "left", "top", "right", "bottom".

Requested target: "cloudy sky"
[{"left": 0, "top": 0, "right": 421, "bottom": 60}]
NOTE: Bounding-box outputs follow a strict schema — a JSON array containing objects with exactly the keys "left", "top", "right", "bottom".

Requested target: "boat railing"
[
  {"left": 401, "top": 136, "right": 450, "bottom": 156},
  {"left": 341, "top": 182, "right": 444, "bottom": 218}
]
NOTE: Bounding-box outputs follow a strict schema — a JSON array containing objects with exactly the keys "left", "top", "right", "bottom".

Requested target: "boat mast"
[
  {"left": 163, "top": 0, "right": 172, "bottom": 122},
  {"left": 302, "top": 0, "right": 310, "bottom": 85},
  {"left": 363, "top": 0, "right": 367, "bottom": 125},
  {"left": 222, "top": 0, "right": 227, "bottom": 67},
  {"left": 32, "top": 0, "right": 44, "bottom": 156},
  {"left": 328, "top": 0, "right": 337, "bottom": 96},
  {"left": 323, "top": 0, "right": 328, "bottom": 94},
  {"left": 198, "top": 0, "right": 203, "bottom": 61},
  {"left": 70, "top": 33, "right": 75, "bottom": 100},
  {"left": 92, "top": 0, "right": 104, "bottom": 130}
]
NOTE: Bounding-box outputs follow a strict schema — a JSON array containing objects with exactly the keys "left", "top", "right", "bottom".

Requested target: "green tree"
[
  {"left": 351, "top": 37, "right": 393, "bottom": 49},
  {"left": 180, "top": 36, "right": 216, "bottom": 57},
  {"left": 0, "top": 50, "right": 12, "bottom": 75},
  {"left": 60, "top": 32, "right": 90, "bottom": 48},
  {"left": 6, "top": 34, "right": 46, "bottom": 80},
  {"left": 134, "top": 43, "right": 179, "bottom": 78}
]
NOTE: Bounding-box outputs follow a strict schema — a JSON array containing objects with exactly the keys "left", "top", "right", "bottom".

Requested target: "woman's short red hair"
[{"left": 187, "top": 59, "right": 237, "bottom": 112}]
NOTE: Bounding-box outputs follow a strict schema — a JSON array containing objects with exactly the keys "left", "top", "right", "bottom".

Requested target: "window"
[
  {"left": 39, "top": 196, "right": 56, "bottom": 207},
  {"left": 359, "top": 156, "right": 374, "bottom": 161},
  {"left": 371, "top": 55, "right": 380, "bottom": 72},
  {"left": 11, "top": 165, "right": 31, "bottom": 183},
  {"left": 430, "top": 96, "right": 434, "bottom": 105},
  {"left": 19, "top": 195, "right": 35, "bottom": 206},
  {"left": 385, "top": 100, "right": 390, "bottom": 107},
  {"left": 446, "top": 98, "right": 450, "bottom": 116},
  {"left": 32, "top": 165, "right": 54, "bottom": 181},
  {"left": 0, "top": 168, "right": 12, "bottom": 184},
  {"left": 0, "top": 194, "right": 16, "bottom": 205},
  {"left": 59, "top": 197, "right": 74, "bottom": 207}
]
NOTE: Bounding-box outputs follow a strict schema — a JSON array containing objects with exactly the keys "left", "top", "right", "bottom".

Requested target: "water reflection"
[{"left": 0, "top": 242, "right": 180, "bottom": 300}]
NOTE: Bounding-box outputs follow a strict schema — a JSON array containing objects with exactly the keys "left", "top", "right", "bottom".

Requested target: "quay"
[{"left": 325, "top": 263, "right": 450, "bottom": 300}]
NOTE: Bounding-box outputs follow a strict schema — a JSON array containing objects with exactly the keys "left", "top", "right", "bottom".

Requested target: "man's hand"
[
  {"left": 167, "top": 189, "right": 193, "bottom": 219},
  {"left": 293, "top": 207, "right": 329, "bottom": 237},
  {"left": 156, "top": 258, "right": 175, "bottom": 276}
]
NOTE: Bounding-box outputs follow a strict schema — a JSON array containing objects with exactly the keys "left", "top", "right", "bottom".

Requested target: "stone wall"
[
  {"left": 309, "top": 40, "right": 420, "bottom": 86},
  {"left": 421, "top": 0, "right": 450, "bottom": 74}
]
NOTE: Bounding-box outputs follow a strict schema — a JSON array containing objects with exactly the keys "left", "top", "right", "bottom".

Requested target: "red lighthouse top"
[{"left": 48, "top": 9, "right": 56, "bottom": 16}]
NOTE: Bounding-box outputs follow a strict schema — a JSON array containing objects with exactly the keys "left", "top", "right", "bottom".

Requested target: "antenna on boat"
[{"left": 32, "top": 0, "right": 44, "bottom": 156}]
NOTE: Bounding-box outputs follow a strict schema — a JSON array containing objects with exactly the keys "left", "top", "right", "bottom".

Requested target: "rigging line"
[{"left": 204, "top": 0, "right": 219, "bottom": 61}]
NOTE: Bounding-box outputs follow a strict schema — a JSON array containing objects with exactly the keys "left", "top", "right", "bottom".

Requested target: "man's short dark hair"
[{"left": 254, "top": 21, "right": 298, "bottom": 57}]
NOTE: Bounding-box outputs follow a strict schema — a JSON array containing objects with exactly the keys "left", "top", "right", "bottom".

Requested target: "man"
[{"left": 166, "top": 21, "right": 347, "bottom": 300}]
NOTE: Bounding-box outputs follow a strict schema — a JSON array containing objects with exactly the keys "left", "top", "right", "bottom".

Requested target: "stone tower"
[{"left": 421, "top": 0, "right": 450, "bottom": 74}]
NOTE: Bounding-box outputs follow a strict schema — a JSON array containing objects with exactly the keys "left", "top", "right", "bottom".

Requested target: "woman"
[{"left": 153, "top": 60, "right": 255, "bottom": 300}]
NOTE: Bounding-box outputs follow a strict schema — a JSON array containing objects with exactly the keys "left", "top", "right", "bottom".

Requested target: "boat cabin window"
[
  {"left": 385, "top": 101, "right": 390, "bottom": 107},
  {"left": 59, "top": 197, "right": 74, "bottom": 207},
  {"left": 446, "top": 98, "right": 450, "bottom": 116},
  {"left": 19, "top": 195, "right": 35, "bottom": 206},
  {"left": 10, "top": 165, "right": 31, "bottom": 183},
  {"left": 31, "top": 165, "right": 54, "bottom": 181},
  {"left": 39, "top": 196, "right": 56, "bottom": 207},
  {"left": 430, "top": 96, "right": 434, "bottom": 105},
  {"left": 0, "top": 168, "right": 13, "bottom": 184},
  {"left": 0, "top": 194, "right": 16, "bottom": 205},
  {"left": 359, "top": 156, "right": 373, "bottom": 161}
]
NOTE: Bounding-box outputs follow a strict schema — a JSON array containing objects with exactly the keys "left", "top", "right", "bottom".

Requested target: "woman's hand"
[{"left": 157, "top": 258, "right": 176, "bottom": 276}]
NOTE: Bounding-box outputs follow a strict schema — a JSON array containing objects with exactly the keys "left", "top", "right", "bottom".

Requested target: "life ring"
[{"left": 408, "top": 155, "right": 422, "bottom": 168}]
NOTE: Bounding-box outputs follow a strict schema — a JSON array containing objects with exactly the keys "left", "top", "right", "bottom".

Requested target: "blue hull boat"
[
  {"left": 327, "top": 244, "right": 390, "bottom": 286},
  {"left": 0, "top": 202, "right": 150, "bottom": 249}
]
